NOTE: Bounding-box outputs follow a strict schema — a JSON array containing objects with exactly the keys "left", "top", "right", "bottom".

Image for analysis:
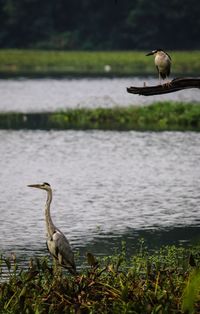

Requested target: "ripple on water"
[{"left": 0, "top": 130, "right": 200, "bottom": 261}]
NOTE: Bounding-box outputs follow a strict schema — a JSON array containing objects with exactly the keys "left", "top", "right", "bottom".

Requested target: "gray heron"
[{"left": 27, "top": 182, "right": 77, "bottom": 275}]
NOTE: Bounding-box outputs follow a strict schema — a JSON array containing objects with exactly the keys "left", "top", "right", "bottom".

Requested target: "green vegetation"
[
  {"left": 1, "top": 243, "right": 200, "bottom": 313},
  {"left": 0, "top": 0, "right": 200, "bottom": 50},
  {"left": 0, "top": 102, "right": 200, "bottom": 131},
  {"left": 0, "top": 50, "right": 199, "bottom": 77}
]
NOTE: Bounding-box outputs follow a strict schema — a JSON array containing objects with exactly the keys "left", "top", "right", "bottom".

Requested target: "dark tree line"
[{"left": 0, "top": 0, "right": 199, "bottom": 50}]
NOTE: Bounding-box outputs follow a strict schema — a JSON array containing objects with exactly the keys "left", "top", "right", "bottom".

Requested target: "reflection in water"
[
  {"left": 0, "top": 77, "right": 199, "bottom": 112},
  {"left": 0, "top": 130, "right": 200, "bottom": 266}
]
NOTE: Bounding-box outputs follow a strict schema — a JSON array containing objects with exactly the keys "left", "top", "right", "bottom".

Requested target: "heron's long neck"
[{"left": 45, "top": 189, "right": 55, "bottom": 236}]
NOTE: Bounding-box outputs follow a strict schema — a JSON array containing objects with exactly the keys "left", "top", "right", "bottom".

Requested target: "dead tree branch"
[{"left": 127, "top": 77, "right": 200, "bottom": 96}]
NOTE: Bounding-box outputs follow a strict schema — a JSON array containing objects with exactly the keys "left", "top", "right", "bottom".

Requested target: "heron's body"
[
  {"left": 146, "top": 49, "right": 171, "bottom": 83},
  {"left": 28, "top": 182, "right": 76, "bottom": 275},
  {"left": 47, "top": 229, "right": 75, "bottom": 271}
]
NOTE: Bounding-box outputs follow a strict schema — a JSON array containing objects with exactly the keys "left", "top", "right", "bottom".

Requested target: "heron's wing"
[
  {"left": 52, "top": 230, "right": 76, "bottom": 273},
  {"left": 160, "top": 72, "right": 167, "bottom": 79},
  {"left": 165, "top": 51, "right": 172, "bottom": 61},
  {"left": 165, "top": 58, "right": 171, "bottom": 77},
  {"left": 167, "top": 63, "right": 171, "bottom": 77},
  {"left": 156, "top": 66, "right": 159, "bottom": 74}
]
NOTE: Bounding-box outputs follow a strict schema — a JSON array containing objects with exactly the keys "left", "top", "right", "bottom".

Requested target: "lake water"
[
  {"left": 0, "top": 77, "right": 200, "bottom": 269},
  {"left": 0, "top": 77, "right": 199, "bottom": 112},
  {"left": 0, "top": 130, "right": 200, "bottom": 267}
]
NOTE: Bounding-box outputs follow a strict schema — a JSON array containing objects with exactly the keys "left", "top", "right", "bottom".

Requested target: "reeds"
[{"left": 1, "top": 243, "right": 200, "bottom": 313}]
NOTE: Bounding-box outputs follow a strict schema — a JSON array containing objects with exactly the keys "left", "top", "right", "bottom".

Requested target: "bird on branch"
[{"left": 146, "top": 49, "right": 172, "bottom": 85}]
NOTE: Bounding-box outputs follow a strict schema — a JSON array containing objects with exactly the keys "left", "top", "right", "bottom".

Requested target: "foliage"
[
  {"left": 0, "top": 50, "right": 199, "bottom": 77},
  {"left": 0, "top": 0, "right": 199, "bottom": 49},
  {"left": 0, "top": 102, "right": 200, "bottom": 131},
  {"left": 182, "top": 268, "right": 200, "bottom": 314},
  {"left": 0, "top": 244, "right": 200, "bottom": 313}
]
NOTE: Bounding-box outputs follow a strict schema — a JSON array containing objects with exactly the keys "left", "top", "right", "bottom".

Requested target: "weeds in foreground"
[{"left": 0, "top": 244, "right": 200, "bottom": 313}]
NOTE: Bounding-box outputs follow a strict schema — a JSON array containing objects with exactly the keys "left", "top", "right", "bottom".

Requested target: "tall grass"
[
  {"left": 0, "top": 50, "right": 199, "bottom": 77},
  {"left": 0, "top": 243, "right": 200, "bottom": 313}
]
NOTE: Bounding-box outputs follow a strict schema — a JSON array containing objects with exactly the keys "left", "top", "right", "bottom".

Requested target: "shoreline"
[{"left": 0, "top": 49, "right": 199, "bottom": 77}]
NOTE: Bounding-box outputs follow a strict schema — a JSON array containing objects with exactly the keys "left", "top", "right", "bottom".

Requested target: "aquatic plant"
[
  {"left": 1, "top": 244, "right": 200, "bottom": 313},
  {"left": 182, "top": 258, "right": 200, "bottom": 314},
  {"left": 0, "top": 102, "right": 200, "bottom": 131}
]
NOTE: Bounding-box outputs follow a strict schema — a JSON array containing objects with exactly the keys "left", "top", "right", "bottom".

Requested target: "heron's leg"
[
  {"left": 166, "top": 76, "right": 171, "bottom": 86},
  {"left": 159, "top": 73, "right": 161, "bottom": 85},
  {"left": 162, "top": 77, "right": 172, "bottom": 87}
]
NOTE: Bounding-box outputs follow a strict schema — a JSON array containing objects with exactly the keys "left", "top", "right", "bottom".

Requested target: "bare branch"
[{"left": 127, "top": 77, "right": 200, "bottom": 96}]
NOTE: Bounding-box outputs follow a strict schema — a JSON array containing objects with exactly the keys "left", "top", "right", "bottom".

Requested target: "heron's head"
[
  {"left": 27, "top": 182, "right": 51, "bottom": 191},
  {"left": 146, "top": 49, "right": 164, "bottom": 56},
  {"left": 146, "top": 49, "right": 171, "bottom": 60}
]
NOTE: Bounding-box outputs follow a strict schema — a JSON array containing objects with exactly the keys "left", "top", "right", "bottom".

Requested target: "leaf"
[
  {"left": 182, "top": 269, "right": 200, "bottom": 314},
  {"left": 86, "top": 252, "right": 98, "bottom": 268}
]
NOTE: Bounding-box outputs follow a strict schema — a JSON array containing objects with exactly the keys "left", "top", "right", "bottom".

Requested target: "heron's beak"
[
  {"left": 146, "top": 51, "right": 154, "bottom": 56},
  {"left": 27, "top": 184, "right": 41, "bottom": 189}
]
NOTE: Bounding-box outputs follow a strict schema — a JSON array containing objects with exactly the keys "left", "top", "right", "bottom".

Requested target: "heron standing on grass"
[
  {"left": 146, "top": 49, "right": 171, "bottom": 85},
  {"left": 27, "top": 182, "right": 77, "bottom": 275}
]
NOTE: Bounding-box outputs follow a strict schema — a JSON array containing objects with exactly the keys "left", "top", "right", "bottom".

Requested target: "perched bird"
[
  {"left": 27, "top": 182, "right": 77, "bottom": 275},
  {"left": 146, "top": 49, "right": 171, "bottom": 84}
]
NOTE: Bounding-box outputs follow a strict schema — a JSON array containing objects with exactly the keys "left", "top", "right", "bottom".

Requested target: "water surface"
[
  {"left": 0, "top": 77, "right": 199, "bottom": 112},
  {"left": 0, "top": 130, "right": 200, "bottom": 265}
]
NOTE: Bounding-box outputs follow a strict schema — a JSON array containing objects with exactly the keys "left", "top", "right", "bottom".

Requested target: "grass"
[
  {"left": 1, "top": 243, "right": 200, "bottom": 313},
  {"left": 0, "top": 50, "right": 199, "bottom": 77},
  {"left": 0, "top": 102, "right": 200, "bottom": 131}
]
